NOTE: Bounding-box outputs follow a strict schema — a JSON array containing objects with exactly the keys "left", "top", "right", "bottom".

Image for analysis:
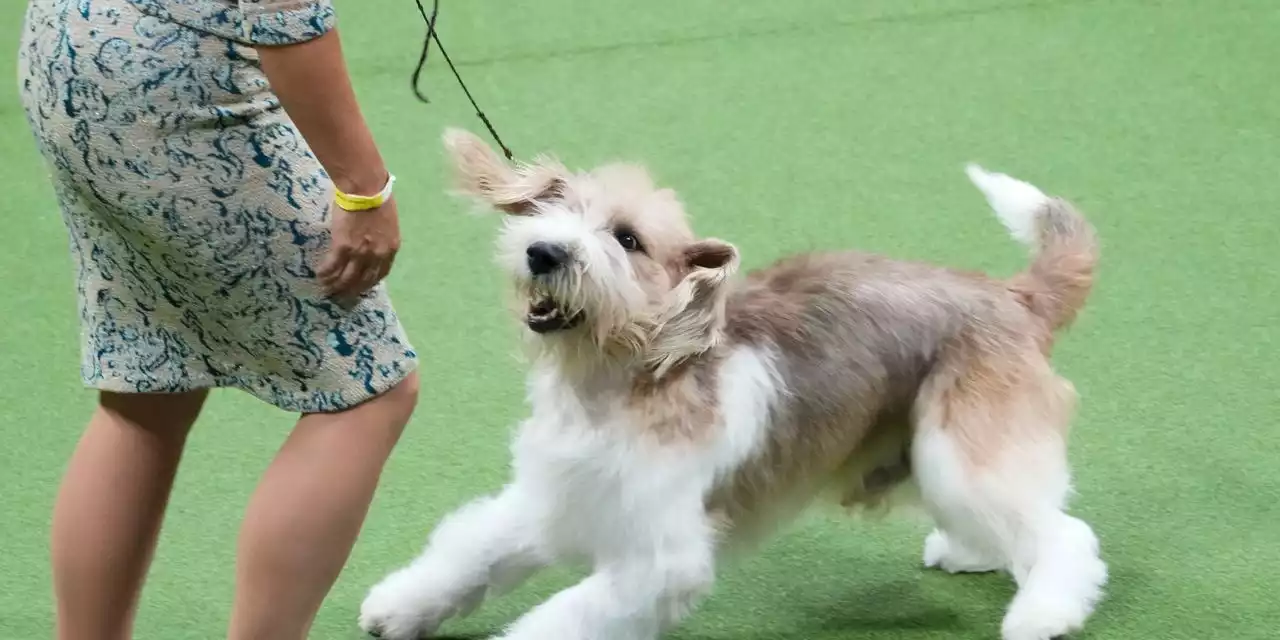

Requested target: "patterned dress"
[{"left": 17, "top": 0, "right": 419, "bottom": 413}]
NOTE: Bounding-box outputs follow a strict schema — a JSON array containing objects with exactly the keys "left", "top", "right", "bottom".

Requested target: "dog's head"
[{"left": 443, "top": 129, "right": 739, "bottom": 376}]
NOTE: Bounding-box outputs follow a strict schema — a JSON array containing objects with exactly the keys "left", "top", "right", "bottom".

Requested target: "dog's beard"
[
  {"left": 521, "top": 269, "right": 586, "bottom": 334},
  {"left": 515, "top": 265, "right": 651, "bottom": 358}
]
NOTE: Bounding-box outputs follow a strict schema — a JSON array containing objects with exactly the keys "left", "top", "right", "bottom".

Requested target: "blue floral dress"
[{"left": 17, "top": 0, "right": 418, "bottom": 413}]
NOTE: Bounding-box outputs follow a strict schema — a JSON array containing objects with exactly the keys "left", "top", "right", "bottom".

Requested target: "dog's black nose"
[{"left": 527, "top": 242, "right": 568, "bottom": 275}]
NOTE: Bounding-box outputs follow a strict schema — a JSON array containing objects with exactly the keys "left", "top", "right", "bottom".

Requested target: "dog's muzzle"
[
  {"left": 524, "top": 241, "right": 583, "bottom": 333},
  {"left": 526, "top": 297, "right": 582, "bottom": 333}
]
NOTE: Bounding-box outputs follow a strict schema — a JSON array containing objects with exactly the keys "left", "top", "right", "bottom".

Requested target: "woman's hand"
[{"left": 317, "top": 196, "right": 401, "bottom": 301}]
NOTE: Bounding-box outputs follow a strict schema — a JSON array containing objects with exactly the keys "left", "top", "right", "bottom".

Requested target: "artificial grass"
[{"left": 1, "top": 0, "right": 1277, "bottom": 638}]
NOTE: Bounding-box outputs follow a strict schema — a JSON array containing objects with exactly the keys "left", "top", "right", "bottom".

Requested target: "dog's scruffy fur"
[{"left": 359, "top": 129, "right": 1107, "bottom": 640}]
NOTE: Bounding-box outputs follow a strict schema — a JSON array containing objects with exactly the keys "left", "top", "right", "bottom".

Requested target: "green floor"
[{"left": 3, "top": 0, "right": 1278, "bottom": 638}]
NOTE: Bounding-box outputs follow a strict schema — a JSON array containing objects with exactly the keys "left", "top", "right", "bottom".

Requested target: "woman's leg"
[
  {"left": 52, "top": 389, "right": 208, "bottom": 640},
  {"left": 227, "top": 372, "right": 419, "bottom": 640}
]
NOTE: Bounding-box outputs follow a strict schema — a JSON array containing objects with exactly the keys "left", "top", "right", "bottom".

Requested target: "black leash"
[{"left": 412, "top": 0, "right": 515, "bottom": 160}]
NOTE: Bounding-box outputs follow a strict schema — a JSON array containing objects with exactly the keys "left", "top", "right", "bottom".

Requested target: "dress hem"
[{"left": 80, "top": 355, "right": 420, "bottom": 414}]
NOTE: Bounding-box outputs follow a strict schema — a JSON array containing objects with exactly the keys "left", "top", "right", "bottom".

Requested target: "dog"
[{"left": 358, "top": 129, "right": 1107, "bottom": 640}]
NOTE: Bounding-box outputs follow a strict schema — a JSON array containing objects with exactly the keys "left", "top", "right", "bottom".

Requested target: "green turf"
[{"left": 2, "top": 0, "right": 1278, "bottom": 638}]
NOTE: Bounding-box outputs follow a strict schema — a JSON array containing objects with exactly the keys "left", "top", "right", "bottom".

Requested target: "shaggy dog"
[{"left": 358, "top": 129, "right": 1107, "bottom": 640}]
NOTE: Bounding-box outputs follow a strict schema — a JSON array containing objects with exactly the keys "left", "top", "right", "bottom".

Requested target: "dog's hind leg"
[
  {"left": 911, "top": 343, "right": 1107, "bottom": 640},
  {"left": 359, "top": 485, "right": 549, "bottom": 640}
]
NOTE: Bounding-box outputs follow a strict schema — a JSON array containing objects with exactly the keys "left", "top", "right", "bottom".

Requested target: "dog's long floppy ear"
[
  {"left": 442, "top": 128, "right": 564, "bottom": 215},
  {"left": 645, "top": 238, "right": 741, "bottom": 378}
]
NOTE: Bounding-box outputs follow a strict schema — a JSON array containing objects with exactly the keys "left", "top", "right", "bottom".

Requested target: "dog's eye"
[{"left": 613, "top": 227, "right": 644, "bottom": 253}]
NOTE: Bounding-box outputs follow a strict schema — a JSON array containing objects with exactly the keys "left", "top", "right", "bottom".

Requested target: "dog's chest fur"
[{"left": 510, "top": 351, "right": 781, "bottom": 560}]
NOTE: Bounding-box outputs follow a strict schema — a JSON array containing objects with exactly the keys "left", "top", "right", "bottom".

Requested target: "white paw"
[
  {"left": 358, "top": 566, "right": 485, "bottom": 639},
  {"left": 1001, "top": 596, "right": 1088, "bottom": 640},
  {"left": 923, "top": 529, "right": 1003, "bottom": 574}
]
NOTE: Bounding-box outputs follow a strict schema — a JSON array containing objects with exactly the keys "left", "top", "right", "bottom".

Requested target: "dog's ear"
[
  {"left": 645, "top": 238, "right": 740, "bottom": 378},
  {"left": 682, "top": 238, "right": 738, "bottom": 273},
  {"left": 442, "top": 128, "right": 564, "bottom": 216}
]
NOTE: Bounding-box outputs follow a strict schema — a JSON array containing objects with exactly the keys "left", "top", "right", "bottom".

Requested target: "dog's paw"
[
  {"left": 358, "top": 567, "right": 486, "bottom": 640},
  {"left": 358, "top": 572, "right": 438, "bottom": 640},
  {"left": 1001, "top": 596, "right": 1087, "bottom": 640},
  {"left": 922, "top": 529, "right": 1003, "bottom": 574}
]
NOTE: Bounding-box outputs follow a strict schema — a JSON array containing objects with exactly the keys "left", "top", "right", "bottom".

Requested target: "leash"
[{"left": 411, "top": 0, "right": 515, "bottom": 160}]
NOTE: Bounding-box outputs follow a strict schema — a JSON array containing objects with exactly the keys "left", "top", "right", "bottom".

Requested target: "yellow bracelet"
[{"left": 334, "top": 173, "right": 396, "bottom": 212}]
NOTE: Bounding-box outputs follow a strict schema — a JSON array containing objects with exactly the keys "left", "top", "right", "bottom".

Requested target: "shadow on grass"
[
  {"left": 666, "top": 576, "right": 969, "bottom": 640},
  {"left": 369, "top": 563, "right": 1121, "bottom": 640}
]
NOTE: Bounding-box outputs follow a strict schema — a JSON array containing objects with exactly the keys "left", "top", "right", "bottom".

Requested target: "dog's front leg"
[
  {"left": 494, "top": 532, "right": 716, "bottom": 640},
  {"left": 359, "top": 485, "right": 549, "bottom": 640}
]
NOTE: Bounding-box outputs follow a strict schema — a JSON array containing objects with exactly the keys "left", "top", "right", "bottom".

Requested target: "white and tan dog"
[{"left": 359, "top": 129, "right": 1106, "bottom": 640}]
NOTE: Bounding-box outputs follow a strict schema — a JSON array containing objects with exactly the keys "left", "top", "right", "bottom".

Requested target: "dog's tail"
[{"left": 965, "top": 164, "right": 1099, "bottom": 332}]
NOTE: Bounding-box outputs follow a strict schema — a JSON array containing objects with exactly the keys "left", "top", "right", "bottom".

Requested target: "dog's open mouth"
[{"left": 526, "top": 297, "right": 582, "bottom": 334}]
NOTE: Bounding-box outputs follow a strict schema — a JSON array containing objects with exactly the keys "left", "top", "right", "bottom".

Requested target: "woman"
[{"left": 18, "top": 0, "right": 419, "bottom": 637}]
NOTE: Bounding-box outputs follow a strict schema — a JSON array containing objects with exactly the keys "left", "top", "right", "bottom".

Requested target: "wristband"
[{"left": 334, "top": 173, "right": 396, "bottom": 211}]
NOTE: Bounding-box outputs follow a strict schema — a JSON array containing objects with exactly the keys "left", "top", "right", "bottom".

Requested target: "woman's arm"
[
  {"left": 254, "top": 28, "right": 401, "bottom": 301},
  {"left": 255, "top": 29, "right": 388, "bottom": 196}
]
